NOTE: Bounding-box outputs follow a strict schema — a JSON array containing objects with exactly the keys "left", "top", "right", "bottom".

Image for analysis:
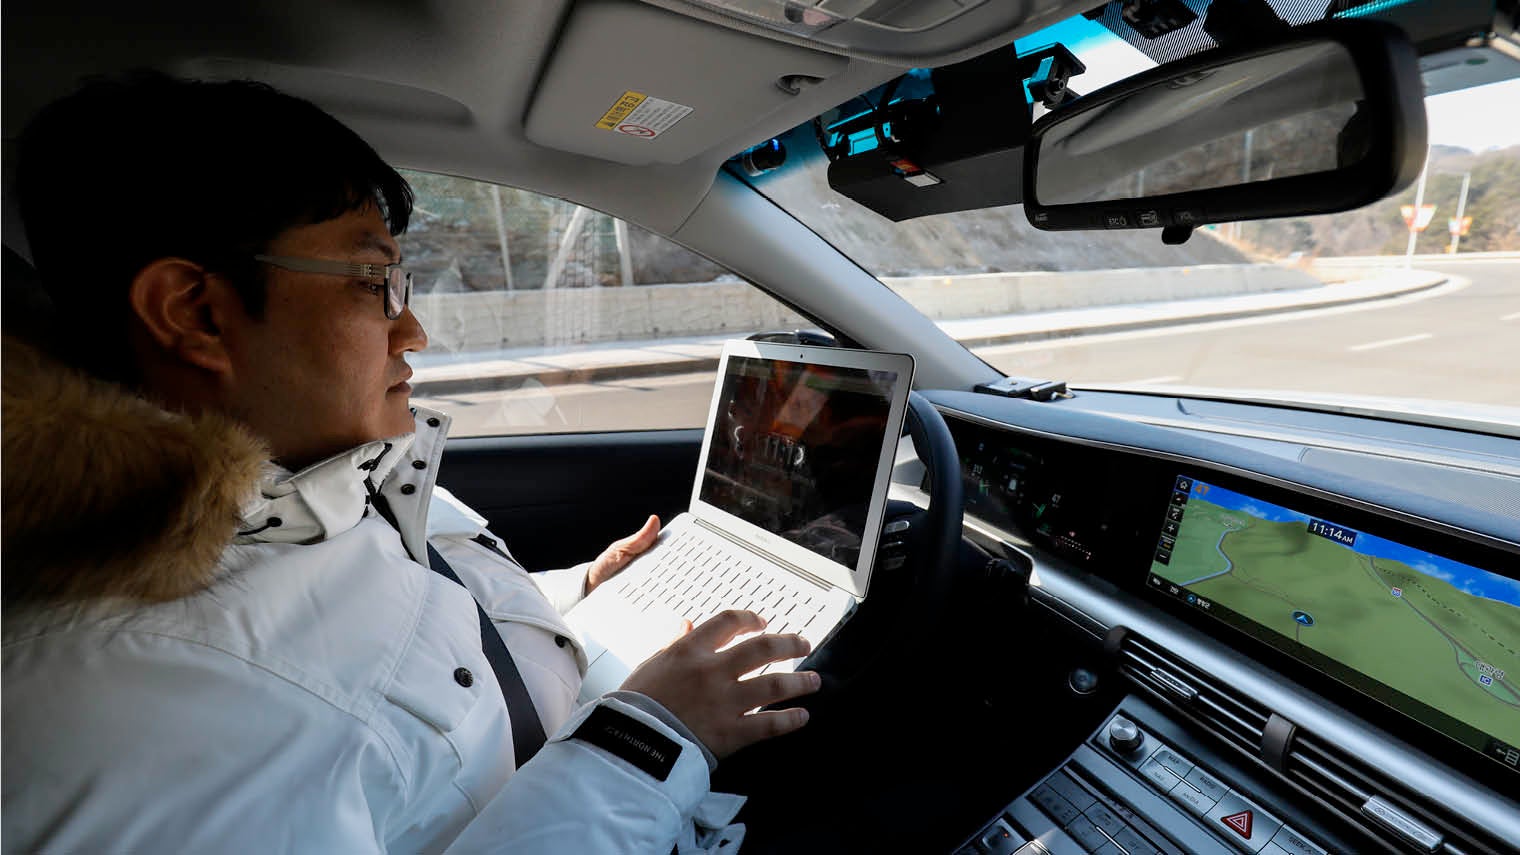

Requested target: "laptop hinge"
[{"left": 692, "top": 518, "right": 840, "bottom": 595}]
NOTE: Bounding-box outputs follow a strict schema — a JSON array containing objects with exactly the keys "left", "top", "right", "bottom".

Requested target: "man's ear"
[{"left": 127, "top": 258, "right": 240, "bottom": 376}]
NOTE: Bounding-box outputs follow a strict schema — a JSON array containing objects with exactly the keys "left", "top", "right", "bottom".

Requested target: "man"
[{"left": 2, "top": 73, "right": 819, "bottom": 852}]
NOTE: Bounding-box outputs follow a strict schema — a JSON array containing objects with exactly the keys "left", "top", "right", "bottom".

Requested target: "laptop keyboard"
[{"left": 613, "top": 527, "right": 830, "bottom": 638}]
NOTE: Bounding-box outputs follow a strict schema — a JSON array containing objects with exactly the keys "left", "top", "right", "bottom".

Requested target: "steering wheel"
[
  {"left": 896, "top": 391, "right": 965, "bottom": 642},
  {"left": 714, "top": 392, "right": 964, "bottom": 849},
  {"left": 795, "top": 390, "right": 964, "bottom": 695}
]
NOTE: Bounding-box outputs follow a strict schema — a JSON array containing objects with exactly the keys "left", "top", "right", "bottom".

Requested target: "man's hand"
[
  {"left": 586, "top": 515, "right": 660, "bottom": 596},
  {"left": 620, "top": 610, "right": 820, "bottom": 759}
]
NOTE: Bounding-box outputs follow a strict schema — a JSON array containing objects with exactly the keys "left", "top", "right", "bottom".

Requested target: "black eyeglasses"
[{"left": 253, "top": 254, "right": 413, "bottom": 319}]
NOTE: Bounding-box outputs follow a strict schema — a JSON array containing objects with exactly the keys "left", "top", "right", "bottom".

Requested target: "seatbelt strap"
[{"left": 426, "top": 543, "right": 548, "bottom": 767}]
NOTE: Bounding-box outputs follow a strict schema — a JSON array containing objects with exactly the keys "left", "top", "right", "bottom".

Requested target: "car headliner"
[{"left": 1, "top": 0, "right": 1093, "bottom": 252}]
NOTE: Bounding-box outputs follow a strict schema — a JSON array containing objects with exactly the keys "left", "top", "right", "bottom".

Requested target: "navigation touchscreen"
[{"left": 1147, "top": 475, "right": 1520, "bottom": 775}]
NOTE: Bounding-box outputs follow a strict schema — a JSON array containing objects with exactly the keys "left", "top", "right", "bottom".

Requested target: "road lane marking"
[
  {"left": 1346, "top": 332, "right": 1433, "bottom": 352},
  {"left": 1501, "top": 311, "right": 1520, "bottom": 321}
]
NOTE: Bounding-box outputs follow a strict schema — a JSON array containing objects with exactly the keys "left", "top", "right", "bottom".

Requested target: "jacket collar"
[
  {"left": 1, "top": 332, "right": 456, "bottom": 608},
  {"left": 235, "top": 407, "right": 453, "bottom": 561},
  {"left": 2, "top": 336, "right": 269, "bottom": 606}
]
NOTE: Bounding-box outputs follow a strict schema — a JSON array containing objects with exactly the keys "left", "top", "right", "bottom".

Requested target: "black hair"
[{"left": 16, "top": 70, "right": 414, "bottom": 382}]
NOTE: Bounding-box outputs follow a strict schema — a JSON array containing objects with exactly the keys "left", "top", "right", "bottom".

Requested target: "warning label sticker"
[{"left": 595, "top": 91, "right": 692, "bottom": 139}]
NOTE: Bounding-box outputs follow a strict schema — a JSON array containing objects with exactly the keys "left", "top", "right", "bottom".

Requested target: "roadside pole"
[
  {"left": 1404, "top": 150, "right": 1429, "bottom": 267},
  {"left": 488, "top": 184, "right": 515, "bottom": 292},
  {"left": 613, "top": 219, "right": 634, "bottom": 288},
  {"left": 544, "top": 205, "right": 589, "bottom": 290},
  {"left": 1448, "top": 171, "right": 1472, "bottom": 255}
]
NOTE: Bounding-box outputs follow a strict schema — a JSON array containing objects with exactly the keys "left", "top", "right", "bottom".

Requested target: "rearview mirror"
[{"left": 1023, "top": 20, "right": 1426, "bottom": 239}]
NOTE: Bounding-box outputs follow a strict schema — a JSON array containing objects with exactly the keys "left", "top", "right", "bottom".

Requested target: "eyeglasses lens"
[{"left": 386, "top": 269, "right": 411, "bottom": 319}]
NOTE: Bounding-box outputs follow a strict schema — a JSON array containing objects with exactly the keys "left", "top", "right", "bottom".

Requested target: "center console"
[{"left": 957, "top": 696, "right": 1350, "bottom": 855}]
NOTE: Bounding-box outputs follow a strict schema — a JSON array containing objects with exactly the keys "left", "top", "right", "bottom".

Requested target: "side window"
[{"left": 397, "top": 171, "right": 808, "bottom": 437}]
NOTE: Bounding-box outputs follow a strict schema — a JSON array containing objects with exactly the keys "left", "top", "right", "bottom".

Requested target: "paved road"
[
  {"left": 977, "top": 258, "right": 1518, "bottom": 404},
  {"left": 417, "top": 259, "right": 1519, "bottom": 437}
]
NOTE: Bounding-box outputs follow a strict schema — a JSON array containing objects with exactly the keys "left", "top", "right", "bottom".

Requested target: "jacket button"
[
  {"left": 427, "top": 417, "right": 441, "bottom": 428},
  {"left": 555, "top": 635, "right": 569, "bottom": 648},
  {"left": 454, "top": 667, "right": 474, "bottom": 687},
  {"left": 400, "top": 484, "right": 417, "bottom": 495},
  {"left": 412, "top": 460, "right": 427, "bottom": 470}
]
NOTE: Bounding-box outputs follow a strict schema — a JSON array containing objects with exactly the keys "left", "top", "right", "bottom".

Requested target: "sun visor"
[{"left": 524, "top": 0, "right": 847, "bottom": 165}]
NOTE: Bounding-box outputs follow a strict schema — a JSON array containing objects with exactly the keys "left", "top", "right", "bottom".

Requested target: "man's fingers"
[
  {"left": 722, "top": 633, "right": 811, "bottom": 676},
  {"left": 591, "top": 516, "right": 663, "bottom": 588},
  {"left": 685, "top": 610, "right": 766, "bottom": 650},
  {"left": 734, "top": 707, "right": 811, "bottom": 746},
  {"left": 735, "top": 670, "right": 822, "bottom": 710},
  {"left": 616, "top": 515, "right": 661, "bottom": 552}
]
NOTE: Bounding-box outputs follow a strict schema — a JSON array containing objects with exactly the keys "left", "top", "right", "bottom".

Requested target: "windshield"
[{"left": 747, "top": 15, "right": 1520, "bottom": 417}]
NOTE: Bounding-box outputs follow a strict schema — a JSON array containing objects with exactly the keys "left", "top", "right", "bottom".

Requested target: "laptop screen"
[{"left": 698, "top": 355, "right": 900, "bottom": 570}]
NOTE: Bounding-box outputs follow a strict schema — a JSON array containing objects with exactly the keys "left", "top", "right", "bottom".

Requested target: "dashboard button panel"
[
  {"left": 1029, "top": 784, "right": 1082, "bottom": 826},
  {"left": 1184, "top": 767, "right": 1231, "bottom": 802},
  {"left": 1064, "top": 814, "right": 1112, "bottom": 851},
  {"left": 1139, "top": 757, "right": 1184, "bottom": 790},
  {"left": 1150, "top": 746, "right": 1194, "bottom": 779},
  {"left": 1095, "top": 710, "right": 1331, "bottom": 855},
  {"left": 1205, "top": 792, "right": 1285, "bottom": 853},
  {"left": 1168, "top": 777, "right": 1219, "bottom": 816},
  {"left": 1268, "top": 825, "right": 1327, "bottom": 855},
  {"left": 1045, "top": 770, "right": 1097, "bottom": 812},
  {"left": 960, "top": 701, "right": 1349, "bottom": 855}
]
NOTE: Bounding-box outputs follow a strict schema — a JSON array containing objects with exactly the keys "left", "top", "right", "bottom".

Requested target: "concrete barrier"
[
  {"left": 410, "top": 263, "right": 1322, "bottom": 354},
  {"left": 1309, "top": 251, "right": 1520, "bottom": 283},
  {"left": 883, "top": 263, "right": 1315, "bottom": 320}
]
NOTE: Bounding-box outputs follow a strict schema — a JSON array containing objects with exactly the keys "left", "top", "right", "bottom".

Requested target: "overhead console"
[
  {"left": 931, "top": 403, "right": 1520, "bottom": 854},
  {"left": 633, "top": 0, "right": 1040, "bottom": 65}
]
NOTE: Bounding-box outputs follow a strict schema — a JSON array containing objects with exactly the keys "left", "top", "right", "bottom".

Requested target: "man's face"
[{"left": 220, "top": 204, "right": 427, "bottom": 469}]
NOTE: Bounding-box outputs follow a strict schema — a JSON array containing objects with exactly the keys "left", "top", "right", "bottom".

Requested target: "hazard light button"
[
  {"left": 1205, "top": 792, "right": 1284, "bottom": 852},
  {"left": 1222, "top": 809, "right": 1253, "bottom": 837}
]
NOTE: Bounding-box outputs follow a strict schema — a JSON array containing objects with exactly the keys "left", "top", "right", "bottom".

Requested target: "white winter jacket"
[{"left": 1, "top": 337, "right": 742, "bottom": 854}]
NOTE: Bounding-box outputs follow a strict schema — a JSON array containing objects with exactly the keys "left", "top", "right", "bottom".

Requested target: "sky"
[{"left": 1424, "top": 79, "right": 1520, "bottom": 151}]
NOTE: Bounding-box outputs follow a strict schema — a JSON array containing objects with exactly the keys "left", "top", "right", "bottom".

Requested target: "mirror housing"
[{"left": 1023, "top": 20, "right": 1427, "bottom": 235}]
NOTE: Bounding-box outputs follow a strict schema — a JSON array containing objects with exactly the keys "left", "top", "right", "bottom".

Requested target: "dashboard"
[{"left": 916, "top": 390, "right": 1520, "bottom": 855}]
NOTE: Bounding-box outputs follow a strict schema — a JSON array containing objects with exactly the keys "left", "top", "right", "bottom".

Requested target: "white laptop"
[{"left": 565, "top": 340, "right": 914, "bottom": 704}]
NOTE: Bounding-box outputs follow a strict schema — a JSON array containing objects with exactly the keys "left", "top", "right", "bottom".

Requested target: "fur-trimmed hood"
[{"left": 2, "top": 335, "right": 268, "bottom": 606}]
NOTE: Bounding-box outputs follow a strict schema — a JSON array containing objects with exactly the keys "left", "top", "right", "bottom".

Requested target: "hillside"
[
  {"left": 1241, "top": 144, "right": 1520, "bottom": 257},
  {"left": 398, "top": 162, "right": 1251, "bottom": 295}
]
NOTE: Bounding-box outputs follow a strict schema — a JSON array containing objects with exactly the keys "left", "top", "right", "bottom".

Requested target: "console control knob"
[{"left": 1108, "top": 717, "right": 1144, "bottom": 755}]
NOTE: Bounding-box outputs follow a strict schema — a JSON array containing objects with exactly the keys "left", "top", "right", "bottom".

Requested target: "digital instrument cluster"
[{"left": 949, "top": 416, "right": 1161, "bottom": 569}]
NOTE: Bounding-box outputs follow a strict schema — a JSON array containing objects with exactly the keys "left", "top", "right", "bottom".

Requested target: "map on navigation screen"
[{"left": 1147, "top": 476, "right": 1520, "bottom": 761}]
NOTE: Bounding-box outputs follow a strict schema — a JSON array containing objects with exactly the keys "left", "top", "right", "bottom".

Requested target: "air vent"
[
  {"left": 1287, "top": 733, "right": 1507, "bottom": 855},
  {"left": 1118, "top": 635, "right": 1271, "bottom": 757},
  {"left": 1114, "top": 632, "right": 1510, "bottom": 853}
]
